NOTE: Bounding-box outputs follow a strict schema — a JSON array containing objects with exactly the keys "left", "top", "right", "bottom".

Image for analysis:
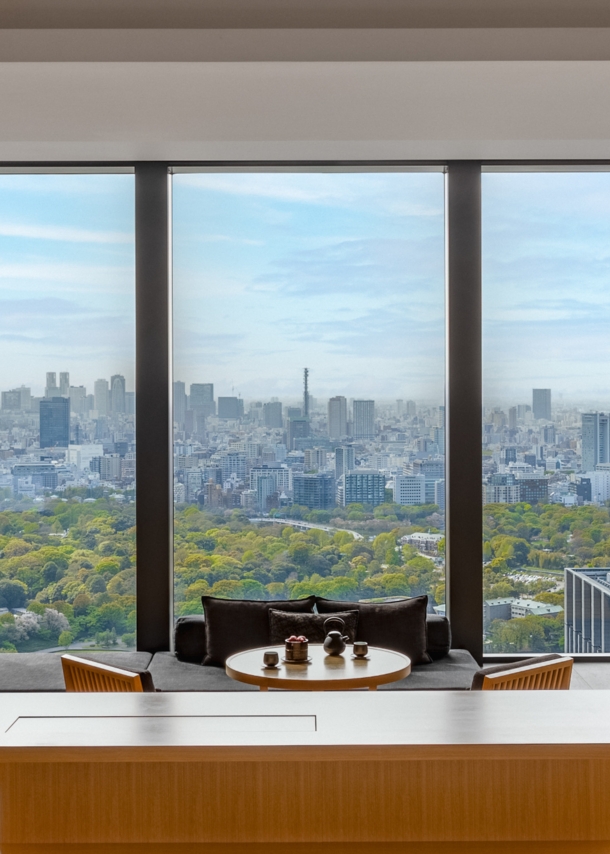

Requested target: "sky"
[
  {"left": 0, "top": 173, "right": 135, "bottom": 397},
  {"left": 172, "top": 171, "right": 446, "bottom": 404},
  {"left": 483, "top": 171, "right": 610, "bottom": 408},
  {"left": 3, "top": 170, "right": 610, "bottom": 408}
]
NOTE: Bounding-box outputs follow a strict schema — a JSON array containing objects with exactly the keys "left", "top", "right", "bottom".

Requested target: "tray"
[{"left": 282, "top": 656, "right": 312, "bottom": 665}]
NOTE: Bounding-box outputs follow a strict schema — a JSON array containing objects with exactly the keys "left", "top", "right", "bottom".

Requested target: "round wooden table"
[{"left": 225, "top": 644, "right": 411, "bottom": 691}]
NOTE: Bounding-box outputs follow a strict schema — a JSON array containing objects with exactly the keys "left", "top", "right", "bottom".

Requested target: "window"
[
  {"left": 0, "top": 172, "right": 136, "bottom": 653},
  {"left": 172, "top": 170, "right": 446, "bottom": 620},
  {"left": 483, "top": 170, "right": 610, "bottom": 654}
]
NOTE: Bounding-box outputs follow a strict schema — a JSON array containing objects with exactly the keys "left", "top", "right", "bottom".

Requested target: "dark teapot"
[{"left": 323, "top": 616, "right": 350, "bottom": 656}]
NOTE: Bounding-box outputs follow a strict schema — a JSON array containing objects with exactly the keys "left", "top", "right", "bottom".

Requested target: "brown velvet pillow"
[
  {"left": 268, "top": 609, "right": 359, "bottom": 645},
  {"left": 315, "top": 595, "right": 431, "bottom": 665},
  {"left": 202, "top": 595, "right": 316, "bottom": 667}
]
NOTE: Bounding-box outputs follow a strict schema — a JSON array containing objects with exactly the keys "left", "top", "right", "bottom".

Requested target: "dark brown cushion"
[
  {"left": 470, "top": 654, "right": 566, "bottom": 690},
  {"left": 269, "top": 609, "right": 359, "bottom": 644},
  {"left": 174, "top": 615, "right": 206, "bottom": 663},
  {"left": 202, "top": 596, "right": 316, "bottom": 667},
  {"left": 315, "top": 596, "right": 431, "bottom": 665}
]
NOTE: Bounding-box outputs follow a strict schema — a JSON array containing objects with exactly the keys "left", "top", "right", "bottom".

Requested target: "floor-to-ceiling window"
[
  {"left": 483, "top": 169, "right": 610, "bottom": 654},
  {"left": 171, "top": 169, "right": 446, "bottom": 621},
  {"left": 0, "top": 171, "right": 136, "bottom": 653}
]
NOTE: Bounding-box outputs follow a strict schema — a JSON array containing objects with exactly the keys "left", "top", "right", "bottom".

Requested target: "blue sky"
[
  {"left": 483, "top": 172, "right": 610, "bottom": 408},
  {"left": 172, "top": 171, "right": 446, "bottom": 403},
  {"left": 0, "top": 174, "right": 135, "bottom": 397}
]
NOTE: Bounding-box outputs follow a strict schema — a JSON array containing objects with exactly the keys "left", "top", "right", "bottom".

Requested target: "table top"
[{"left": 225, "top": 644, "right": 411, "bottom": 690}]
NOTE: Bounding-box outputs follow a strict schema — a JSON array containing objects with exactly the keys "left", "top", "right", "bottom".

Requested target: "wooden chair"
[
  {"left": 61, "top": 654, "right": 153, "bottom": 692},
  {"left": 471, "top": 654, "right": 573, "bottom": 691}
]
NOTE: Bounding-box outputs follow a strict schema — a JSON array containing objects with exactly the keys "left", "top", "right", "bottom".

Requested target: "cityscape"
[{"left": 1, "top": 363, "right": 610, "bottom": 654}]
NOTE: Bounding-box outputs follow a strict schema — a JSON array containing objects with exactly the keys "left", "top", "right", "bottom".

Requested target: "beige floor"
[{"left": 572, "top": 663, "right": 610, "bottom": 689}]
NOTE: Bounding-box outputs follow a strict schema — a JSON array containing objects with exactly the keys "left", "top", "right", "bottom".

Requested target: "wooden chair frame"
[
  {"left": 480, "top": 656, "right": 573, "bottom": 691},
  {"left": 61, "top": 654, "right": 144, "bottom": 692}
]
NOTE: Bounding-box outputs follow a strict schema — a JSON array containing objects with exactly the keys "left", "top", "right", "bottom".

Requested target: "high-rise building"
[
  {"left": 94, "top": 379, "right": 109, "bottom": 415},
  {"left": 263, "top": 401, "right": 283, "bottom": 428},
  {"left": 40, "top": 397, "right": 70, "bottom": 448},
  {"left": 353, "top": 400, "right": 375, "bottom": 439},
  {"left": 45, "top": 372, "right": 58, "bottom": 398},
  {"left": 287, "top": 416, "right": 310, "bottom": 449},
  {"left": 405, "top": 400, "right": 417, "bottom": 417},
  {"left": 1, "top": 390, "right": 21, "bottom": 410},
  {"left": 59, "top": 372, "right": 70, "bottom": 396},
  {"left": 393, "top": 474, "right": 426, "bottom": 505},
  {"left": 218, "top": 397, "right": 242, "bottom": 419},
  {"left": 508, "top": 406, "right": 518, "bottom": 430},
  {"left": 173, "top": 381, "right": 187, "bottom": 428},
  {"left": 565, "top": 568, "right": 610, "bottom": 653},
  {"left": 110, "top": 374, "right": 126, "bottom": 414},
  {"left": 532, "top": 388, "right": 551, "bottom": 421},
  {"left": 292, "top": 472, "right": 335, "bottom": 509},
  {"left": 220, "top": 451, "right": 247, "bottom": 483},
  {"left": 582, "top": 412, "right": 610, "bottom": 474},
  {"left": 328, "top": 396, "right": 347, "bottom": 440},
  {"left": 340, "top": 470, "right": 385, "bottom": 507},
  {"left": 190, "top": 383, "right": 215, "bottom": 417},
  {"left": 335, "top": 445, "right": 355, "bottom": 479},
  {"left": 69, "top": 385, "right": 87, "bottom": 415}
]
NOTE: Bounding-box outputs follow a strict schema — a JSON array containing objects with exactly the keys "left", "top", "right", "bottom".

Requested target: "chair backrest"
[
  {"left": 61, "top": 654, "right": 145, "bottom": 692},
  {"left": 476, "top": 655, "right": 573, "bottom": 691}
]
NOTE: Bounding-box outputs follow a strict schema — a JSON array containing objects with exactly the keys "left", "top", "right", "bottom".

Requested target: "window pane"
[
  {"left": 172, "top": 171, "right": 445, "bottom": 622},
  {"left": 0, "top": 174, "right": 136, "bottom": 653},
  {"left": 483, "top": 171, "right": 610, "bottom": 654}
]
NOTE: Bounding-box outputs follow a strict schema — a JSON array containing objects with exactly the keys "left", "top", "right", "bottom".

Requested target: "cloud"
[
  {"left": 0, "top": 222, "right": 132, "bottom": 244},
  {"left": 0, "top": 297, "right": 88, "bottom": 317}
]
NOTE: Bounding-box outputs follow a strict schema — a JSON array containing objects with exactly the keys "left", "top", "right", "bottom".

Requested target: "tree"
[{"left": 0, "top": 579, "right": 27, "bottom": 609}]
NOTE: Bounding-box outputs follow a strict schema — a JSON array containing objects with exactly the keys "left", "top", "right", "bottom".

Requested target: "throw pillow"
[
  {"left": 268, "top": 609, "right": 359, "bottom": 645},
  {"left": 315, "top": 595, "right": 431, "bottom": 665},
  {"left": 202, "top": 595, "right": 316, "bottom": 667}
]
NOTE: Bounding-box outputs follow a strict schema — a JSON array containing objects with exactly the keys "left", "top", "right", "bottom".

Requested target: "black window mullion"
[
  {"left": 135, "top": 163, "right": 172, "bottom": 653},
  {"left": 445, "top": 162, "right": 483, "bottom": 663}
]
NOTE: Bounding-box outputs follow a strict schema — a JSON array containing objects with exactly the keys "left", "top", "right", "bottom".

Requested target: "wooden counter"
[{"left": 1, "top": 690, "right": 610, "bottom": 849}]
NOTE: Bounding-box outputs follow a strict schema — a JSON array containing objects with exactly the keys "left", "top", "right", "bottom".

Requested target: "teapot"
[{"left": 323, "top": 616, "right": 350, "bottom": 656}]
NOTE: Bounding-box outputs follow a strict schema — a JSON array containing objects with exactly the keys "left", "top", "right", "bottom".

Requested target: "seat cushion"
[
  {"left": 378, "top": 650, "right": 479, "bottom": 691},
  {"left": 201, "top": 595, "right": 316, "bottom": 667},
  {"left": 149, "top": 651, "right": 259, "bottom": 691},
  {"left": 316, "top": 595, "right": 431, "bottom": 665},
  {"left": 0, "top": 651, "right": 153, "bottom": 692}
]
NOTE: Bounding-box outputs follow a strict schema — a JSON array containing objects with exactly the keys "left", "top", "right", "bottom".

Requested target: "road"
[{"left": 249, "top": 517, "right": 364, "bottom": 540}]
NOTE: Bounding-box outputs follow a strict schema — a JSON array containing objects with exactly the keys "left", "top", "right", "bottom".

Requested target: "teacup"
[
  {"left": 263, "top": 650, "right": 279, "bottom": 668},
  {"left": 353, "top": 642, "right": 368, "bottom": 657}
]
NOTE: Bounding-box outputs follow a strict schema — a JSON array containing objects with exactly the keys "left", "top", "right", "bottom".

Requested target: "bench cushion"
[{"left": 0, "top": 651, "right": 153, "bottom": 692}]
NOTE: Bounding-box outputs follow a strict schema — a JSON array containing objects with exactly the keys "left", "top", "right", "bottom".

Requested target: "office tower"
[
  {"left": 508, "top": 406, "right": 517, "bottom": 430},
  {"left": 45, "top": 372, "right": 58, "bottom": 398},
  {"left": 286, "top": 406, "right": 302, "bottom": 420},
  {"left": 292, "top": 472, "right": 335, "bottom": 509},
  {"left": 353, "top": 400, "right": 375, "bottom": 439},
  {"left": 532, "top": 388, "right": 551, "bottom": 421},
  {"left": 565, "top": 568, "right": 610, "bottom": 653},
  {"left": 328, "top": 396, "right": 347, "bottom": 440},
  {"left": 256, "top": 474, "right": 277, "bottom": 511},
  {"left": 393, "top": 474, "right": 426, "bottom": 505},
  {"left": 94, "top": 379, "right": 109, "bottom": 415},
  {"left": 1, "top": 390, "right": 21, "bottom": 410},
  {"left": 517, "top": 403, "right": 531, "bottom": 419},
  {"left": 543, "top": 425, "right": 556, "bottom": 445},
  {"left": 110, "top": 374, "right": 126, "bottom": 414},
  {"left": 40, "top": 397, "right": 70, "bottom": 448},
  {"left": 303, "top": 368, "right": 309, "bottom": 418},
  {"left": 582, "top": 412, "right": 610, "bottom": 473},
  {"left": 287, "top": 416, "right": 310, "bottom": 449},
  {"left": 220, "top": 451, "right": 247, "bottom": 483},
  {"left": 173, "top": 381, "right": 187, "bottom": 427},
  {"left": 190, "top": 383, "right": 215, "bottom": 416},
  {"left": 68, "top": 385, "right": 87, "bottom": 415},
  {"left": 125, "top": 391, "right": 135, "bottom": 415},
  {"left": 218, "top": 397, "right": 241, "bottom": 419},
  {"left": 504, "top": 447, "right": 517, "bottom": 464},
  {"left": 405, "top": 400, "right": 417, "bottom": 417},
  {"left": 304, "top": 447, "right": 327, "bottom": 471},
  {"left": 59, "top": 372, "right": 70, "bottom": 396},
  {"left": 263, "top": 401, "right": 283, "bottom": 428},
  {"left": 335, "top": 445, "right": 355, "bottom": 479},
  {"left": 341, "top": 470, "right": 385, "bottom": 507}
]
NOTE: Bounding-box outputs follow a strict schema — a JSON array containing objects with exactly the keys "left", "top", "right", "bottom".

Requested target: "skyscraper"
[
  {"left": 335, "top": 445, "right": 355, "bottom": 479},
  {"left": 110, "top": 374, "right": 126, "bottom": 414},
  {"left": 508, "top": 406, "right": 518, "bottom": 430},
  {"left": 328, "top": 396, "right": 347, "bottom": 440},
  {"left": 532, "top": 388, "right": 551, "bottom": 421},
  {"left": 190, "top": 383, "right": 215, "bottom": 417},
  {"left": 582, "top": 412, "right": 610, "bottom": 473},
  {"left": 94, "top": 379, "right": 109, "bottom": 415},
  {"left": 40, "top": 397, "right": 70, "bottom": 448},
  {"left": 59, "top": 372, "right": 70, "bottom": 397},
  {"left": 218, "top": 397, "right": 241, "bottom": 419},
  {"left": 263, "top": 401, "right": 283, "bottom": 428},
  {"left": 173, "top": 381, "right": 187, "bottom": 427},
  {"left": 45, "top": 372, "right": 58, "bottom": 398},
  {"left": 353, "top": 400, "right": 375, "bottom": 439}
]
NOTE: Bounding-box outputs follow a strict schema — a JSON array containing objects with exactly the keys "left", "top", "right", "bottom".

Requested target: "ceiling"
[{"left": 2, "top": 0, "right": 610, "bottom": 29}]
